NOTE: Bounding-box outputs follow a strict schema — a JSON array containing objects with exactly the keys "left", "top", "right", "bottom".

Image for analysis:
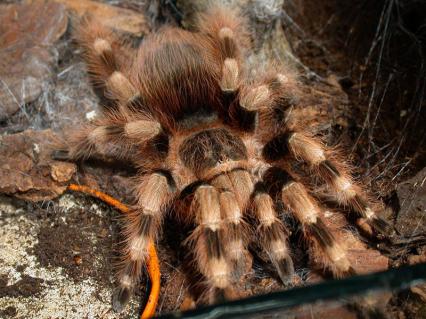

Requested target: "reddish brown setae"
[{"left": 57, "top": 5, "right": 393, "bottom": 313}]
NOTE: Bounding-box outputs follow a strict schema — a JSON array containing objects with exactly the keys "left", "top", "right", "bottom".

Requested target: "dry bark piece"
[
  {"left": 52, "top": 0, "right": 150, "bottom": 36},
  {"left": 0, "top": 129, "right": 76, "bottom": 202},
  {"left": 395, "top": 167, "right": 426, "bottom": 237},
  {"left": 51, "top": 162, "right": 76, "bottom": 183},
  {"left": 0, "top": 1, "right": 68, "bottom": 120}
]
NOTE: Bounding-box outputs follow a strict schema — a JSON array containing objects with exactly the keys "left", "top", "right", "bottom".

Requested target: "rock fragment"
[
  {"left": 0, "top": 129, "right": 76, "bottom": 202},
  {"left": 395, "top": 167, "right": 426, "bottom": 237},
  {"left": 0, "top": 1, "right": 68, "bottom": 120}
]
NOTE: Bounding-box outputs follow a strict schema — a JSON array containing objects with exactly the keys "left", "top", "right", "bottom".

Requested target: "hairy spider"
[{"left": 56, "top": 5, "right": 392, "bottom": 313}]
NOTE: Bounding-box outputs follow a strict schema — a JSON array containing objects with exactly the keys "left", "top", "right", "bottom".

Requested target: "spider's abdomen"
[
  {"left": 136, "top": 28, "right": 221, "bottom": 125},
  {"left": 178, "top": 128, "right": 247, "bottom": 175}
]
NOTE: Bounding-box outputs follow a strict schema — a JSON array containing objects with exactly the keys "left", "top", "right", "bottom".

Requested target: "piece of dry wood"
[
  {"left": 0, "top": 129, "right": 76, "bottom": 201},
  {"left": 51, "top": 0, "right": 150, "bottom": 36}
]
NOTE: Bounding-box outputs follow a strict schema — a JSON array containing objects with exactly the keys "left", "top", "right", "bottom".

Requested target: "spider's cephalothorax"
[{"left": 62, "top": 5, "right": 392, "bottom": 312}]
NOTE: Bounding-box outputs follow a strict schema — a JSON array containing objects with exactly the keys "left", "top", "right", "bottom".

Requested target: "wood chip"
[
  {"left": 0, "top": 129, "right": 76, "bottom": 202},
  {"left": 51, "top": 0, "right": 150, "bottom": 36}
]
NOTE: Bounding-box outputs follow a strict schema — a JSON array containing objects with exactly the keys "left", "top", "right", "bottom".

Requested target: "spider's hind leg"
[
  {"left": 75, "top": 18, "right": 139, "bottom": 110},
  {"left": 196, "top": 6, "right": 298, "bottom": 133},
  {"left": 196, "top": 5, "right": 248, "bottom": 95},
  {"left": 196, "top": 4, "right": 255, "bottom": 129},
  {"left": 228, "top": 69, "right": 299, "bottom": 132}
]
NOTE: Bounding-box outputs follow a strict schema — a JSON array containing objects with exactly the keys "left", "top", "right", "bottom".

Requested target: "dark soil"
[
  {"left": 0, "top": 306, "right": 17, "bottom": 318},
  {"left": 389, "top": 291, "right": 426, "bottom": 319},
  {"left": 0, "top": 274, "right": 45, "bottom": 298},
  {"left": 29, "top": 195, "right": 118, "bottom": 285}
]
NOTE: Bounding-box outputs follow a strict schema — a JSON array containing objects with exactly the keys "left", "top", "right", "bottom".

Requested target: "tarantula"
[{"left": 56, "top": 5, "right": 392, "bottom": 312}]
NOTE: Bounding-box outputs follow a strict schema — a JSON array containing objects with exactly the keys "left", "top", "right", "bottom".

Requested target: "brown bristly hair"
[{"left": 63, "top": 4, "right": 393, "bottom": 313}]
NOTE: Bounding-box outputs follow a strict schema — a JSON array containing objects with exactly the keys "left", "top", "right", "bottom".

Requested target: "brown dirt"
[
  {"left": 31, "top": 206, "right": 113, "bottom": 284},
  {"left": 0, "top": 306, "right": 17, "bottom": 318},
  {"left": 0, "top": 274, "right": 45, "bottom": 298}
]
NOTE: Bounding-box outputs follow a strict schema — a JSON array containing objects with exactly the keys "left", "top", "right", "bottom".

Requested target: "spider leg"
[
  {"left": 250, "top": 69, "right": 393, "bottom": 236},
  {"left": 232, "top": 69, "right": 297, "bottom": 130},
  {"left": 209, "top": 171, "right": 252, "bottom": 280},
  {"left": 196, "top": 4, "right": 261, "bottom": 130},
  {"left": 75, "top": 18, "right": 139, "bottom": 110},
  {"left": 264, "top": 167, "right": 354, "bottom": 277},
  {"left": 187, "top": 184, "right": 233, "bottom": 296},
  {"left": 58, "top": 110, "right": 162, "bottom": 162},
  {"left": 229, "top": 72, "right": 294, "bottom": 132},
  {"left": 263, "top": 130, "right": 393, "bottom": 236},
  {"left": 197, "top": 6, "right": 288, "bottom": 133},
  {"left": 196, "top": 5, "right": 248, "bottom": 94},
  {"left": 252, "top": 183, "right": 294, "bottom": 284},
  {"left": 264, "top": 167, "right": 355, "bottom": 277},
  {"left": 113, "top": 171, "right": 175, "bottom": 312},
  {"left": 227, "top": 169, "right": 255, "bottom": 207},
  {"left": 212, "top": 168, "right": 293, "bottom": 284},
  {"left": 218, "top": 190, "right": 249, "bottom": 279},
  {"left": 61, "top": 19, "right": 162, "bottom": 163}
]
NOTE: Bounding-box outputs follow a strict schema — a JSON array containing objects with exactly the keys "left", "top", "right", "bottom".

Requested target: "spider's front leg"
[
  {"left": 53, "top": 111, "right": 162, "bottom": 163},
  {"left": 234, "top": 67, "right": 394, "bottom": 237},
  {"left": 113, "top": 170, "right": 176, "bottom": 312},
  {"left": 218, "top": 190, "right": 249, "bottom": 280},
  {"left": 263, "top": 167, "right": 354, "bottom": 277},
  {"left": 211, "top": 169, "right": 294, "bottom": 285},
  {"left": 187, "top": 184, "right": 234, "bottom": 300},
  {"left": 251, "top": 183, "right": 294, "bottom": 283}
]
